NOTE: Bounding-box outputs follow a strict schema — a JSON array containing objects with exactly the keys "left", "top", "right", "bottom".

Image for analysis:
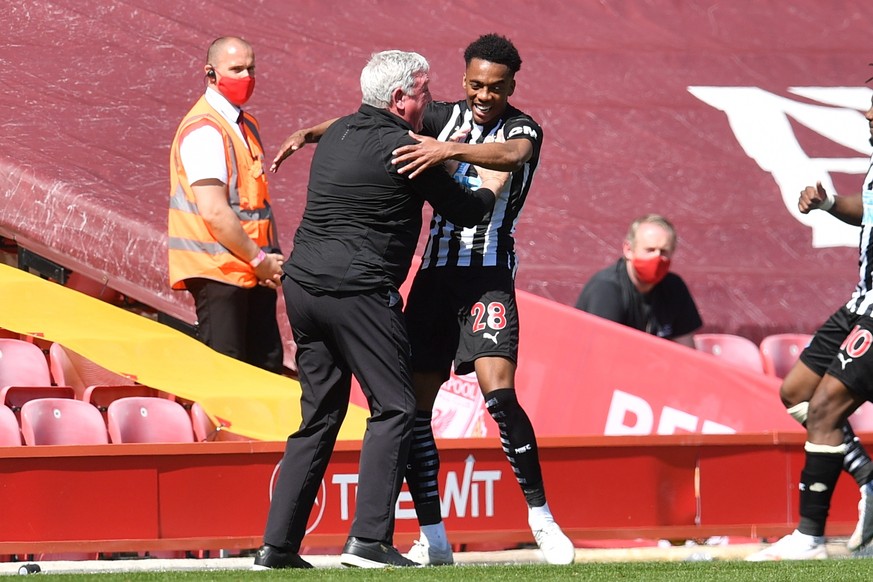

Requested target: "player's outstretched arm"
[
  {"left": 270, "top": 118, "right": 339, "bottom": 173},
  {"left": 799, "top": 181, "right": 862, "bottom": 226},
  {"left": 393, "top": 131, "right": 532, "bottom": 178}
]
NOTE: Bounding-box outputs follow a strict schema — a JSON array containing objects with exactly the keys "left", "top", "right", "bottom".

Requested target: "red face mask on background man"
[
  {"left": 217, "top": 74, "right": 255, "bottom": 107},
  {"left": 632, "top": 255, "right": 671, "bottom": 286}
]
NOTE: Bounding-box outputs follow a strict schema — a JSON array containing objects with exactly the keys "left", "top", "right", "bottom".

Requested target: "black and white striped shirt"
[
  {"left": 419, "top": 100, "right": 543, "bottom": 273},
  {"left": 846, "top": 157, "right": 873, "bottom": 316}
]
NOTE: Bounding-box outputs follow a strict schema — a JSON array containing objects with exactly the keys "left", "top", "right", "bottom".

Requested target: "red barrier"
[
  {"left": 0, "top": 434, "right": 863, "bottom": 555},
  {"left": 515, "top": 297, "right": 792, "bottom": 436},
  {"left": 413, "top": 291, "right": 873, "bottom": 439}
]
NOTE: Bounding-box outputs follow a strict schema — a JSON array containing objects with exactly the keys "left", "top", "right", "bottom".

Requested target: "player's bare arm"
[
  {"left": 473, "top": 164, "right": 510, "bottom": 197},
  {"left": 799, "top": 181, "right": 863, "bottom": 226},
  {"left": 270, "top": 117, "right": 339, "bottom": 173},
  {"left": 393, "top": 132, "right": 532, "bottom": 178}
]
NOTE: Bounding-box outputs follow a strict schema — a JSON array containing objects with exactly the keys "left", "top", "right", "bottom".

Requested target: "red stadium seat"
[
  {"left": 14, "top": 392, "right": 202, "bottom": 559},
  {"left": 189, "top": 402, "right": 249, "bottom": 442},
  {"left": 83, "top": 384, "right": 160, "bottom": 417},
  {"left": 0, "top": 338, "right": 76, "bottom": 417},
  {"left": 190, "top": 401, "right": 219, "bottom": 442},
  {"left": 760, "top": 333, "right": 812, "bottom": 378},
  {"left": 1, "top": 385, "right": 75, "bottom": 414},
  {"left": 693, "top": 333, "right": 765, "bottom": 374},
  {"left": 0, "top": 405, "right": 21, "bottom": 446},
  {"left": 48, "top": 342, "right": 135, "bottom": 400},
  {"left": 759, "top": 333, "right": 813, "bottom": 379},
  {"left": 20, "top": 398, "right": 108, "bottom": 445},
  {"left": 107, "top": 397, "right": 195, "bottom": 444},
  {"left": 0, "top": 338, "right": 51, "bottom": 387}
]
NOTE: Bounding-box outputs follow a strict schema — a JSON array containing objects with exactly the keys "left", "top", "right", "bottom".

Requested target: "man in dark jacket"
[{"left": 576, "top": 214, "right": 702, "bottom": 347}]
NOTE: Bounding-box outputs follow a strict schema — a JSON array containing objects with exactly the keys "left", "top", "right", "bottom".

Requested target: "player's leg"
[
  {"left": 473, "top": 357, "right": 572, "bottom": 564},
  {"left": 782, "top": 309, "right": 873, "bottom": 550},
  {"left": 460, "top": 271, "right": 574, "bottom": 565},
  {"left": 780, "top": 360, "right": 821, "bottom": 420},
  {"left": 402, "top": 370, "right": 454, "bottom": 565},
  {"left": 782, "top": 361, "right": 872, "bottom": 487},
  {"left": 402, "top": 269, "right": 456, "bottom": 565},
  {"left": 750, "top": 314, "right": 873, "bottom": 561},
  {"left": 749, "top": 375, "right": 863, "bottom": 561}
]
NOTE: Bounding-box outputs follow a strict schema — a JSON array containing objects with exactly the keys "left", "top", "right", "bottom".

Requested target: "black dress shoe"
[
  {"left": 340, "top": 536, "right": 419, "bottom": 568},
  {"left": 252, "top": 544, "right": 313, "bottom": 570}
]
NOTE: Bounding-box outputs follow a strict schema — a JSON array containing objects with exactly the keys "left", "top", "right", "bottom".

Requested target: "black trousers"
[
  {"left": 186, "top": 278, "right": 283, "bottom": 373},
  {"left": 262, "top": 278, "right": 415, "bottom": 551}
]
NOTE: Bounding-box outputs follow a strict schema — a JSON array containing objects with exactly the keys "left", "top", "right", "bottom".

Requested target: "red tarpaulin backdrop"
[{"left": 3, "top": 1, "right": 872, "bottom": 371}]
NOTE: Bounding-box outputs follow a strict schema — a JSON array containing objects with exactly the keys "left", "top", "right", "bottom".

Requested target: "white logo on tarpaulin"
[{"left": 689, "top": 86, "right": 872, "bottom": 249}]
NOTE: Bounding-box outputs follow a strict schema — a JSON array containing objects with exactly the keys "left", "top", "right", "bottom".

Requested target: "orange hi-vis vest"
[{"left": 168, "top": 95, "right": 279, "bottom": 290}]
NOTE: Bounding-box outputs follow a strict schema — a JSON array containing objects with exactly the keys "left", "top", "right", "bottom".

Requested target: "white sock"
[
  {"left": 421, "top": 523, "right": 448, "bottom": 547},
  {"left": 528, "top": 501, "right": 556, "bottom": 530}
]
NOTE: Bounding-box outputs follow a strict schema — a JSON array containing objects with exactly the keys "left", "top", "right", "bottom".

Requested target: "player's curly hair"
[{"left": 464, "top": 33, "right": 522, "bottom": 74}]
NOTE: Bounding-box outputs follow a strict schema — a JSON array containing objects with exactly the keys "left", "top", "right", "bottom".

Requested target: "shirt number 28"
[{"left": 470, "top": 302, "right": 507, "bottom": 332}]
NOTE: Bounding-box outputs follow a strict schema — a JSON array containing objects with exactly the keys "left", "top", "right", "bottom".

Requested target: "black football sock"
[
  {"left": 486, "top": 388, "right": 546, "bottom": 508},
  {"left": 405, "top": 410, "right": 442, "bottom": 526},
  {"left": 798, "top": 443, "right": 845, "bottom": 537},
  {"left": 842, "top": 422, "right": 873, "bottom": 487}
]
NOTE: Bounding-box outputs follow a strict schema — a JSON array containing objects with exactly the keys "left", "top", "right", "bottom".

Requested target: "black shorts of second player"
[
  {"left": 405, "top": 266, "right": 519, "bottom": 377},
  {"left": 800, "top": 305, "right": 873, "bottom": 400}
]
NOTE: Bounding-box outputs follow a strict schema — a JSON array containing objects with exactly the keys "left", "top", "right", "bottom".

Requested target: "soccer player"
[
  {"left": 747, "top": 93, "right": 873, "bottom": 561},
  {"left": 392, "top": 33, "right": 575, "bottom": 566}
]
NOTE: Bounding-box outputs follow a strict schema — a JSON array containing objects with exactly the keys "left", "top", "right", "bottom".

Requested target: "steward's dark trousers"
[
  {"left": 186, "top": 277, "right": 283, "bottom": 373},
  {"left": 263, "top": 278, "right": 415, "bottom": 551}
]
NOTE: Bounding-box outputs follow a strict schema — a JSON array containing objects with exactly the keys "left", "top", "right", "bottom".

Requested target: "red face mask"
[
  {"left": 217, "top": 74, "right": 255, "bottom": 106},
  {"left": 632, "top": 255, "right": 671, "bottom": 286}
]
